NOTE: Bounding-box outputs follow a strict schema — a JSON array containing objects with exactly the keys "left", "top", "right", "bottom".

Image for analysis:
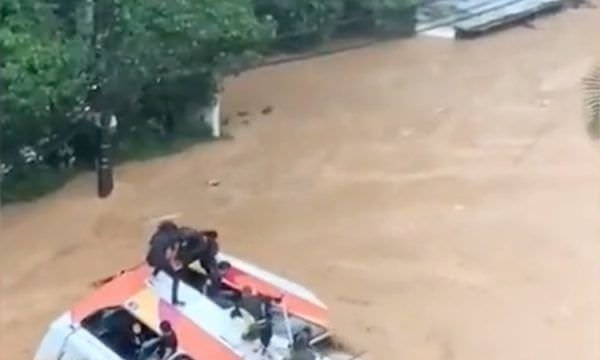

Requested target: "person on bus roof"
[
  {"left": 176, "top": 227, "right": 221, "bottom": 282},
  {"left": 146, "top": 220, "right": 185, "bottom": 306},
  {"left": 175, "top": 227, "right": 204, "bottom": 266},
  {"left": 201, "top": 230, "right": 220, "bottom": 276}
]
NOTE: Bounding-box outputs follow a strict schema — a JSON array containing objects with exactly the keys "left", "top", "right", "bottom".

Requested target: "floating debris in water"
[{"left": 262, "top": 106, "right": 273, "bottom": 115}]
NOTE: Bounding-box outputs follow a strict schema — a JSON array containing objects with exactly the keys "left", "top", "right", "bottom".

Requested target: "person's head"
[
  {"left": 132, "top": 322, "right": 142, "bottom": 335},
  {"left": 158, "top": 220, "right": 178, "bottom": 233},
  {"left": 159, "top": 320, "right": 173, "bottom": 334},
  {"left": 217, "top": 261, "right": 231, "bottom": 276}
]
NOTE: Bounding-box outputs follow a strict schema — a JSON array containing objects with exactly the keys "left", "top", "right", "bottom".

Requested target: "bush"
[
  {"left": 254, "top": 0, "right": 346, "bottom": 50},
  {"left": 252, "top": 0, "right": 419, "bottom": 50},
  {"left": 363, "top": 0, "right": 420, "bottom": 37},
  {"left": 0, "top": 0, "right": 271, "bottom": 204}
]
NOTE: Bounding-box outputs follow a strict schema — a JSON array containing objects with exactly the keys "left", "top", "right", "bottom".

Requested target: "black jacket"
[{"left": 146, "top": 229, "right": 178, "bottom": 267}]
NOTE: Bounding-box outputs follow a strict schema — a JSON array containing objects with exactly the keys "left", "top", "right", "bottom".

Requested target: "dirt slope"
[{"left": 2, "top": 7, "right": 600, "bottom": 360}]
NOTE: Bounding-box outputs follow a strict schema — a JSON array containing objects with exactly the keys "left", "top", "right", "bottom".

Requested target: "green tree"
[
  {"left": 1, "top": 0, "right": 273, "bottom": 203},
  {"left": 0, "top": 0, "right": 87, "bottom": 155},
  {"left": 254, "top": 0, "right": 345, "bottom": 49},
  {"left": 1, "top": 0, "right": 419, "bottom": 204},
  {"left": 1, "top": 0, "right": 273, "bottom": 155},
  {"left": 62, "top": 0, "right": 273, "bottom": 126}
]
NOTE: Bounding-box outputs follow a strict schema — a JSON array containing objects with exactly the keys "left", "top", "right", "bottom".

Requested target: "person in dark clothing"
[
  {"left": 176, "top": 227, "right": 220, "bottom": 282},
  {"left": 238, "top": 287, "right": 277, "bottom": 354},
  {"left": 259, "top": 310, "right": 274, "bottom": 355},
  {"left": 201, "top": 261, "right": 236, "bottom": 308},
  {"left": 147, "top": 220, "right": 179, "bottom": 275},
  {"left": 146, "top": 221, "right": 185, "bottom": 306},
  {"left": 157, "top": 321, "right": 178, "bottom": 360},
  {"left": 200, "top": 231, "right": 220, "bottom": 280},
  {"left": 131, "top": 322, "right": 146, "bottom": 348},
  {"left": 288, "top": 327, "right": 316, "bottom": 360},
  {"left": 292, "top": 327, "right": 312, "bottom": 351},
  {"left": 202, "top": 261, "right": 231, "bottom": 296},
  {"left": 175, "top": 227, "right": 205, "bottom": 266},
  {"left": 239, "top": 286, "right": 264, "bottom": 320}
]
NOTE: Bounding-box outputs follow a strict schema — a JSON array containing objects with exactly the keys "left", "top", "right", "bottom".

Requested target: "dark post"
[{"left": 96, "top": 112, "right": 114, "bottom": 198}]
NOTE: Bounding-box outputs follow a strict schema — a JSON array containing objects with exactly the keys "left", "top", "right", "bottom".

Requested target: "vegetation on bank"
[{"left": 0, "top": 0, "right": 416, "bottom": 204}]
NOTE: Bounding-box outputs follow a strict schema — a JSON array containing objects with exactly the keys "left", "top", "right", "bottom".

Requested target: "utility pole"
[
  {"left": 96, "top": 113, "right": 114, "bottom": 198},
  {"left": 85, "top": 0, "right": 115, "bottom": 198}
]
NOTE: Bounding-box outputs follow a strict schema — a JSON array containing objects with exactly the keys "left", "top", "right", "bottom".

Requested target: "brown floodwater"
[{"left": 2, "top": 7, "right": 600, "bottom": 360}]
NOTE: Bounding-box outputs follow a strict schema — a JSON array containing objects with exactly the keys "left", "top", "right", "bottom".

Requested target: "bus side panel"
[
  {"left": 59, "top": 329, "right": 123, "bottom": 360},
  {"left": 34, "top": 314, "right": 73, "bottom": 360}
]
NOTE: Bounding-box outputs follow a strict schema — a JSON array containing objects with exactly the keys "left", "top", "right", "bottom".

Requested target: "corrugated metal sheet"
[
  {"left": 417, "top": 0, "right": 565, "bottom": 36},
  {"left": 455, "top": 0, "right": 563, "bottom": 32}
]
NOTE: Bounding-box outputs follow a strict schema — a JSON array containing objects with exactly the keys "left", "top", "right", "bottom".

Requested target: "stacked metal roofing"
[{"left": 417, "top": 0, "right": 565, "bottom": 37}]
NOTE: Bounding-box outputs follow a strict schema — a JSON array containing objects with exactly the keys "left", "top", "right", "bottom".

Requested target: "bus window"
[{"left": 81, "top": 306, "right": 161, "bottom": 360}]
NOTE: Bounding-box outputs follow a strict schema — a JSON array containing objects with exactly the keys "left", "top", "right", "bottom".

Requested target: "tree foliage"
[
  {"left": 254, "top": 0, "right": 345, "bottom": 47},
  {"left": 0, "top": 0, "right": 87, "bottom": 152},
  {"left": 1, "top": 0, "right": 275, "bottom": 166},
  {"left": 1, "top": 0, "right": 417, "bottom": 203},
  {"left": 253, "top": 0, "right": 417, "bottom": 49}
]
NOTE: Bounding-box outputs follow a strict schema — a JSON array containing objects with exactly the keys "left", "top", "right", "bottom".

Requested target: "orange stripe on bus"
[
  {"left": 72, "top": 265, "right": 239, "bottom": 360},
  {"left": 171, "top": 305, "right": 239, "bottom": 360},
  {"left": 71, "top": 265, "right": 149, "bottom": 323},
  {"left": 223, "top": 268, "right": 329, "bottom": 329}
]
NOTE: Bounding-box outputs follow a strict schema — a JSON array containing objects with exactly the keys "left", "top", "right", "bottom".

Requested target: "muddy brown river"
[{"left": 2, "top": 7, "right": 600, "bottom": 360}]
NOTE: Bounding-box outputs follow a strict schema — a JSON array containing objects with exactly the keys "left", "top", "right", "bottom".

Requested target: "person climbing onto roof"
[
  {"left": 176, "top": 227, "right": 221, "bottom": 283},
  {"left": 238, "top": 286, "right": 276, "bottom": 356},
  {"left": 239, "top": 286, "right": 264, "bottom": 321},
  {"left": 200, "top": 230, "right": 220, "bottom": 279},
  {"left": 287, "top": 327, "right": 316, "bottom": 360},
  {"left": 203, "top": 261, "right": 232, "bottom": 297},
  {"left": 176, "top": 227, "right": 204, "bottom": 266},
  {"left": 146, "top": 220, "right": 185, "bottom": 306},
  {"left": 292, "top": 327, "right": 312, "bottom": 351}
]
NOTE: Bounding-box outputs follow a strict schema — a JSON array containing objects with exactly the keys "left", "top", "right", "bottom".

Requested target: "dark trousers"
[
  {"left": 259, "top": 321, "right": 273, "bottom": 350},
  {"left": 201, "top": 257, "right": 219, "bottom": 283}
]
